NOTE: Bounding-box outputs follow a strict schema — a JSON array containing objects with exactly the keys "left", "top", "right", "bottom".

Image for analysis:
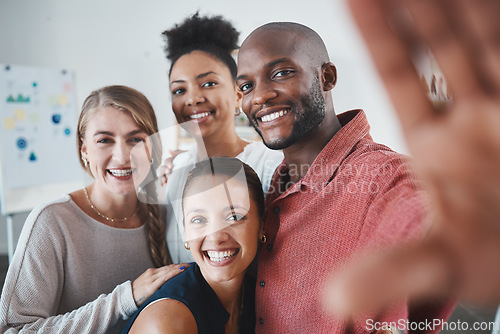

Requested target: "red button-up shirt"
[{"left": 256, "top": 110, "right": 432, "bottom": 333}]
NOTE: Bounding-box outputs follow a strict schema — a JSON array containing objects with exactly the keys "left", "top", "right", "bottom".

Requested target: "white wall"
[{"left": 0, "top": 0, "right": 406, "bottom": 254}]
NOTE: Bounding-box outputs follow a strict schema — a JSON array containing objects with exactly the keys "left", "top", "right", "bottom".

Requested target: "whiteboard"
[{"left": 0, "top": 64, "right": 83, "bottom": 215}]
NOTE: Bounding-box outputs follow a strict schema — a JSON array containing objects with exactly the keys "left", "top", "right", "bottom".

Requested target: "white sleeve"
[{"left": 0, "top": 206, "right": 138, "bottom": 333}]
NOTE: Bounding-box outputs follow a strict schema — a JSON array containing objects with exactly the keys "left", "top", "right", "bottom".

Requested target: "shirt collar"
[{"left": 273, "top": 109, "right": 371, "bottom": 195}]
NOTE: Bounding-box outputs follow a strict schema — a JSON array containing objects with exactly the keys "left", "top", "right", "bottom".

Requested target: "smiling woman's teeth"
[
  {"left": 207, "top": 250, "right": 237, "bottom": 262},
  {"left": 190, "top": 112, "right": 211, "bottom": 120},
  {"left": 260, "top": 110, "right": 288, "bottom": 122},
  {"left": 109, "top": 169, "right": 133, "bottom": 177}
]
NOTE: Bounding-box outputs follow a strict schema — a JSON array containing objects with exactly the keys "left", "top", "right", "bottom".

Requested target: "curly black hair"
[{"left": 162, "top": 12, "right": 240, "bottom": 80}]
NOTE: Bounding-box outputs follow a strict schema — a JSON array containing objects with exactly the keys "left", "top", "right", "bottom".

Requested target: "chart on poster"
[{"left": 0, "top": 64, "right": 82, "bottom": 214}]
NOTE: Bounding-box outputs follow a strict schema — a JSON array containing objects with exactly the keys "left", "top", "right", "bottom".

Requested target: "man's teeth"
[
  {"left": 109, "top": 169, "right": 133, "bottom": 177},
  {"left": 206, "top": 250, "right": 237, "bottom": 262},
  {"left": 260, "top": 110, "right": 288, "bottom": 122},
  {"left": 190, "top": 112, "right": 211, "bottom": 120}
]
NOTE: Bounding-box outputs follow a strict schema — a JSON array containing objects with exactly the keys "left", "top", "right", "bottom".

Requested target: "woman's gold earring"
[
  {"left": 260, "top": 234, "right": 267, "bottom": 244},
  {"left": 184, "top": 242, "right": 190, "bottom": 250}
]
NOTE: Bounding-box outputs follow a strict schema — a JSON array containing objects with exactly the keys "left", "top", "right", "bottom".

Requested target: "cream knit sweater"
[{"left": 0, "top": 195, "right": 154, "bottom": 333}]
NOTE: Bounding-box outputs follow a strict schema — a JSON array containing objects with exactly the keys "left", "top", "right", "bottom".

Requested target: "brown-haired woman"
[{"left": 123, "top": 157, "right": 265, "bottom": 334}]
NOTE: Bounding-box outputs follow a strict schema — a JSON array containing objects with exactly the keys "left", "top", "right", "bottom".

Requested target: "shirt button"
[
  {"left": 267, "top": 243, "right": 273, "bottom": 251},
  {"left": 259, "top": 280, "right": 265, "bottom": 287},
  {"left": 259, "top": 317, "right": 264, "bottom": 325},
  {"left": 273, "top": 206, "right": 280, "bottom": 214}
]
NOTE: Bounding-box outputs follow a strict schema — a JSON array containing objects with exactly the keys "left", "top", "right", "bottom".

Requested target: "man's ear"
[{"left": 321, "top": 62, "right": 337, "bottom": 91}]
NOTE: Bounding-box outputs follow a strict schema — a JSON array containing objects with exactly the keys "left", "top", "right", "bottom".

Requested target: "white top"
[
  {"left": 0, "top": 195, "right": 155, "bottom": 334},
  {"left": 165, "top": 141, "right": 283, "bottom": 263}
]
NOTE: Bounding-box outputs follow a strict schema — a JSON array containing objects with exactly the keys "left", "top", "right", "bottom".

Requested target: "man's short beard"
[{"left": 259, "top": 74, "right": 326, "bottom": 150}]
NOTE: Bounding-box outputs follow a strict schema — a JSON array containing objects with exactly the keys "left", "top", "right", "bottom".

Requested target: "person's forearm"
[{"left": 2, "top": 281, "right": 137, "bottom": 333}]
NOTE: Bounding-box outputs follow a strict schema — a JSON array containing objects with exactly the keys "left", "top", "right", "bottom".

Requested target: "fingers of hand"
[
  {"left": 169, "top": 149, "right": 187, "bottom": 158},
  {"left": 156, "top": 162, "right": 173, "bottom": 187},
  {"left": 456, "top": 0, "right": 500, "bottom": 92},
  {"left": 157, "top": 149, "right": 187, "bottom": 183},
  {"left": 348, "top": 0, "right": 434, "bottom": 132},
  {"left": 156, "top": 165, "right": 171, "bottom": 178},
  {"left": 349, "top": 0, "right": 500, "bottom": 134},
  {"left": 162, "top": 161, "right": 174, "bottom": 176},
  {"left": 402, "top": 0, "right": 487, "bottom": 98},
  {"left": 133, "top": 264, "right": 189, "bottom": 303},
  {"left": 154, "top": 263, "right": 190, "bottom": 283}
]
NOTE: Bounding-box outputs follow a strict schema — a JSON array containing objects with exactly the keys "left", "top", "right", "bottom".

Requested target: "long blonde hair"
[{"left": 77, "top": 85, "right": 171, "bottom": 267}]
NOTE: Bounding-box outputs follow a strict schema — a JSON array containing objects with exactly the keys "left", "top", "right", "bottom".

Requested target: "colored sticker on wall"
[
  {"left": 63, "top": 82, "right": 72, "bottom": 93},
  {"left": 29, "top": 152, "right": 37, "bottom": 161},
  {"left": 29, "top": 113, "right": 40, "bottom": 123},
  {"left": 14, "top": 109, "right": 26, "bottom": 121},
  {"left": 58, "top": 95, "right": 69, "bottom": 106},
  {"left": 48, "top": 95, "right": 58, "bottom": 106},
  {"left": 16, "top": 137, "right": 27, "bottom": 150},
  {"left": 3, "top": 117, "right": 15, "bottom": 129},
  {"left": 11, "top": 94, "right": 30, "bottom": 103},
  {"left": 64, "top": 128, "right": 71, "bottom": 136},
  {"left": 52, "top": 113, "right": 61, "bottom": 124}
]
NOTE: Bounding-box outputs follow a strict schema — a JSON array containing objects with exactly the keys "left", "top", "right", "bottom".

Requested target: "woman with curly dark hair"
[{"left": 157, "top": 13, "right": 283, "bottom": 264}]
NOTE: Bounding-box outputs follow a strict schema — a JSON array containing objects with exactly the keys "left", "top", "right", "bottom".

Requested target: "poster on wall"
[{"left": 0, "top": 64, "right": 82, "bottom": 214}]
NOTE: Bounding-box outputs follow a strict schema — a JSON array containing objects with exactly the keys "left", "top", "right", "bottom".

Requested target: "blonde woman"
[{"left": 0, "top": 85, "right": 187, "bottom": 333}]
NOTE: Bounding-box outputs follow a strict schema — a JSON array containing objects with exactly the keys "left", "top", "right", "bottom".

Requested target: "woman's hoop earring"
[
  {"left": 260, "top": 234, "right": 267, "bottom": 244},
  {"left": 184, "top": 242, "right": 190, "bottom": 250},
  {"left": 235, "top": 107, "right": 243, "bottom": 116}
]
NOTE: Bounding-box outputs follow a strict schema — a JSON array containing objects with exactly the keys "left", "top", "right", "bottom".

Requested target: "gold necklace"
[{"left": 83, "top": 187, "right": 138, "bottom": 223}]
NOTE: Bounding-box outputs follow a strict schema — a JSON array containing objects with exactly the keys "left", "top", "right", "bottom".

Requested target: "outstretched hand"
[{"left": 325, "top": 0, "right": 500, "bottom": 316}]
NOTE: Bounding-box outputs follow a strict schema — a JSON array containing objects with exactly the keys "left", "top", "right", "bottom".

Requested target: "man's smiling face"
[{"left": 237, "top": 28, "right": 326, "bottom": 150}]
